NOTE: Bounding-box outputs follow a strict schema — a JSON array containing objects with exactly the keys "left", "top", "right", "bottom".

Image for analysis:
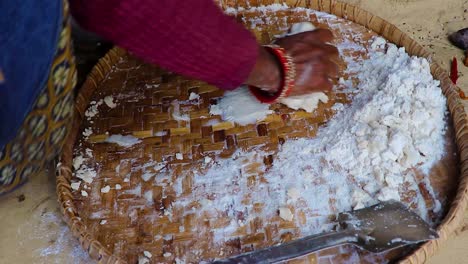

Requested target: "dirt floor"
[{"left": 1, "top": 1, "right": 467, "bottom": 263}]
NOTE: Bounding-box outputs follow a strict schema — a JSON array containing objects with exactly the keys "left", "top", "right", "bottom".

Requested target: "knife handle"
[{"left": 212, "top": 230, "right": 357, "bottom": 264}]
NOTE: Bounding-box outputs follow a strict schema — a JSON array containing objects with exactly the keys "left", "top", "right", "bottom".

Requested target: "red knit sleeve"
[{"left": 69, "top": 0, "right": 259, "bottom": 90}]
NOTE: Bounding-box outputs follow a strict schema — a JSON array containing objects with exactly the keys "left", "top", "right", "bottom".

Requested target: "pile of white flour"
[{"left": 265, "top": 40, "right": 447, "bottom": 216}]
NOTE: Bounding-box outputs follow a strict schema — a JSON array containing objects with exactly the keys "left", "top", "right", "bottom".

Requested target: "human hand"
[{"left": 245, "top": 29, "right": 339, "bottom": 97}]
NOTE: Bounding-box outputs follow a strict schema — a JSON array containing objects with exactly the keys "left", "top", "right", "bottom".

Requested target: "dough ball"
[
  {"left": 279, "top": 207, "right": 294, "bottom": 221},
  {"left": 288, "top": 22, "right": 317, "bottom": 35},
  {"left": 279, "top": 92, "right": 329, "bottom": 113}
]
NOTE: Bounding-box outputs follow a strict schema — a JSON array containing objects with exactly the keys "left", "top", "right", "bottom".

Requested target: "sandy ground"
[{"left": 1, "top": 1, "right": 467, "bottom": 263}]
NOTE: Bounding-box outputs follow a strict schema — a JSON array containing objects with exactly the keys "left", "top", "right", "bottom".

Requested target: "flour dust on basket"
[{"left": 163, "top": 35, "right": 448, "bottom": 245}]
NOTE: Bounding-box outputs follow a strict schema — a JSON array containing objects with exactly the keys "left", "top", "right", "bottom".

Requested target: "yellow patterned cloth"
[{"left": 0, "top": 1, "right": 76, "bottom": 195}]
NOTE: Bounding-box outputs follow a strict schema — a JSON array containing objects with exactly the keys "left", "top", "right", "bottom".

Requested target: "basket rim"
[{"left": 56, "top": 1, "right": 468, "bottom": 263}]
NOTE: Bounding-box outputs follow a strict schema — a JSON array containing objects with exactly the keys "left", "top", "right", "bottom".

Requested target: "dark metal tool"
[{"left": 212, "top": 201, "right": 438, "bottom": 264}]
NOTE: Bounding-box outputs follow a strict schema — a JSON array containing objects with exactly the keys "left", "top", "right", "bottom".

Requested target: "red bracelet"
[{"left": 248, "top": 45, "right": 296, "bottom": 104}]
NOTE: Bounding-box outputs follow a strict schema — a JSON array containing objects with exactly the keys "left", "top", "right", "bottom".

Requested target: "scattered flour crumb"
[
  {"left": 371, "top": 37, "right": 387, "bottom": 50},
  {"left": 154, "top": 164, "right": 165, "bottom": 171},
  {"left": 81, "top": 190, "right": 88, "bottom": 197},
  {"left": 164, "top": 208, "right": 173, "bottom": 217},
  {"left": 82, "top": 128, "right": 93, "bottom": 138},
  {"left": 101, "top": 185, "right": 111, "bottom": 193},
  {"left": 204, "top": 156, "right": 213, "bottom": 164},
  {"left": 104, "top": 95, "right": 117, "bottom": 108},
  {"left": 85, "top": 148, "right": 93, "bottom": 157},
  {"left": 100, "top": 220, "right": 107, "bottom": 225},
  {"left": 75, "top": 167, "right": 96, "bottom": 184},
  {"left": 171, "top": 100, "right": 190, "bottom": 121},
  {"left": 138, "top": 256, "right": 150, "bottom": 264},
  {"left": 189, "top": 92, "right": 200, "bottom": 100},
  {"left": 163, "top": 252, "right": 172, "bottom": 258},
  {"left": 279, "top": 207, "right": 294, "bottom": 221},
  {"left": 73, "top": 156, "right": 84, "bottom": 170},
  {"left": 85, "top": 100, "right": 103, "bottom": 119},
  {"left": 70, "top": 181, "right": 81, "bottom": 191},
  {"left": 115, "top": 184, "right": 122, "bottom": 190},
  {"left": 154, "top": 131, "right": 167, "bottom": 136},
  {"left": 176, "top": 153, "right": 183, "bottom": 160},
  {"left": 433, "top": 200, "right": 442, "bottom": 213},
  {"left": 105, "top": 134, "right": 141, "bottom": 147},
  {"left": 175, "top": 258, "right": 185, "bottom": 264},
  {"left": 204, "top": 119, "right": 220, "bottom": 126},
  {"left": 143, "top": 251, "right": 152, "bottom": 258}
]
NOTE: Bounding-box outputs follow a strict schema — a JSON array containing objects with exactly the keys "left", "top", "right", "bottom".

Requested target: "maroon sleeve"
[{"left": 69, "top": 0, "right": 259, "bottom": 90}]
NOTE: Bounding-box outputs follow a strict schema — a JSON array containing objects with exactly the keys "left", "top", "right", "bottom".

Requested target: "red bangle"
[{"left": 248, "top": 45, "right": 295, "bottom": 104}]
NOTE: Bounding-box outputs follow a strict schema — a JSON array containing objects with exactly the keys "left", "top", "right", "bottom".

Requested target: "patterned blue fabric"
[{"left": 0, "top": 0, "right": 62, "bottom": 149}]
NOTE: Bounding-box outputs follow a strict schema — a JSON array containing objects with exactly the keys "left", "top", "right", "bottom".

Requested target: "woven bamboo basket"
[{"left": 57, "top": 0, "right": 468, "bottom": 263}]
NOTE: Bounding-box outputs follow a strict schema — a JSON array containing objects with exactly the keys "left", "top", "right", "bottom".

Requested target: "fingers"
[
  {"left": 292, "top": 48, "right": 338, "bottom": 64},
  {"left": 323, "top": 59, "right": 339, "bottom": 78},
  {"left": 294, "top": 63, "right": 334, "bottom": 92},
  {"left": 293, "top": 53, "right": 338, "bottom": 78},
  {"left": 292, "top": 55, "right": 337, "bottom": 95},
  {"left": 290, "top": 77, "right": 333, "bottom": 96},
  {"left": 319, "top": 78, "right": 334, "bottom": 92},
  {"left": 287, "top": 42, "right": 338, "bottom": 60},
  {"left": 298, "top": 29, "right": 335, "bottom": 43},
  {"left": 318, "top": 43, "right": 339, "bottom": 57}
]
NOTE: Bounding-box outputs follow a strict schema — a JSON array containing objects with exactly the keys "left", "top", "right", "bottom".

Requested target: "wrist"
[
  {"left": 245, "top": 46, "right": 282, "bottom": 92},
  {"left": 248, "top": 45, "right": 296, "bottom": 104}
]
